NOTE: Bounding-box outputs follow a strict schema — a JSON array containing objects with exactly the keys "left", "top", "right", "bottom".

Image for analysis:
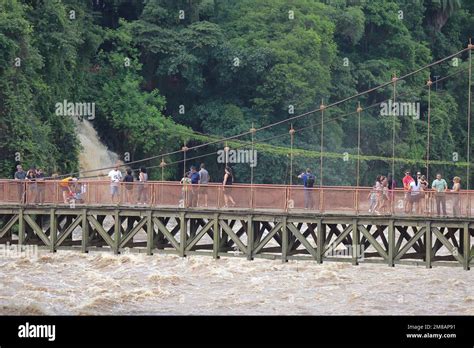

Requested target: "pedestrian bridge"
[{"left": 0, "top": 180, "right": 472, "bottom": 270}]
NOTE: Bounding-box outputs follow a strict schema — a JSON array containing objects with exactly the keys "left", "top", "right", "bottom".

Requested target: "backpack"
[{"left": 305, "top": 174, "right": 315, "bottom": 188}]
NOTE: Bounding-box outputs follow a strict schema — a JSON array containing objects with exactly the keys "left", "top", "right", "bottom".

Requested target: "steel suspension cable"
[
  {"left": 467, "top": 40, "right": 473, "bottom": 217},
  {"left": 391, "top": 74, "right": 397, "bottom": 186},
  {"left": 77, "top": 66, "right": 471, "bottom": 181},
  {"left": 55, "top": 48, "right": 469, "bottom": 179},
  {"left": 426, "top": 78, "right": 432, "bottom": 183}
]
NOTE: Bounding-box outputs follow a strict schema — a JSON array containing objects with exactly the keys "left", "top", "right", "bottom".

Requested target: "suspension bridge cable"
[
  {"left": 55, "top": 47, "right": 469, "bottom": 179},
  {"left": 78, "top": 64, "right": 471, "bottom": 181}
]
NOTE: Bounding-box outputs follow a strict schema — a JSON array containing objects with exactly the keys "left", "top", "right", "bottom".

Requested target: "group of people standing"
[
  {"left": 296, "top": 166, "right": 462, "bottom": 217},
  {"left": 13, "top": 165, "right": 47, "bottom": 203},
  {"left": 12, "top": 162, "right": 236, "bottom": 207},
  {"left": 368, "top": 173, "right": 396, "bottom": 214},
  {"left": 107, "top": 165, "right": 149, "bottom": 204},
  {"left": 369, "top": 170, "right": 461, "bottom": 216},
  {"left": 11, "top": 163, "right": 464, "bottom": 216},
  {"left": 401, "top": 171, "right": 461, "bottom": 217},
  {"left": 180, "top": 164, "right": 235, "bottom": 208}
]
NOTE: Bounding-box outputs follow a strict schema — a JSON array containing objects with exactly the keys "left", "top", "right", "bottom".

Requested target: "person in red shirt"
[{"left": 402, "top": 171, "right": 414, "bottom": 213}]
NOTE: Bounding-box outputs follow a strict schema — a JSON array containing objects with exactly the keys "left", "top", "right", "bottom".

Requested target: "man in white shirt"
[{"left": 108, "top": 165, "right": 123, "bottom": 203}]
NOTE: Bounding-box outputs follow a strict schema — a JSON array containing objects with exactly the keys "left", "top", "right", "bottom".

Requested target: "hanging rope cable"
[
  {"left": 320, "top": 99, "right": 325, "bottom": 187},
  {"left": 160, "top": 156, "right": 166, "bottom": 182},
  {"left": 61, "top": 58, "right": 469, "bottom": 184},
  {"left": 78, "top": 63, "right": 470, "bottom": 182},
  {"left": 77, "top": 59, "right": 471, "bottom": 183},
  {"left": 289, "top": 124, "right": 295, "bottom": 186},
  {"left": 54, "top": 47, "right": 468, "bottom": 180},
  {"left": 391, "top": 74, "right": 397, "bottom": 183},
  {"left": 224, "top": 143, "right": 229, "bottom": 167},
  {"left": 466, "top": 39, "right": 473, "bottom": 218},
  {"left": 356, "top": 102, "right": 362, "bottom": 187},
  {"left": 355, "top": 102, "right": 363, "bottom": 213},
  {"left": 250, "top": 123, "right": 256, "bottom": 185},
  {"left": 76, "top": 65, "right": 471, "bottom": 182},
  {"left": 182, "top": 143, "right": 188, "bottom": 178},
  {"left": 467, "top": 40, "right": 473, "bottom": 192},
  {"left": 319, "top": 99, "right": 325, "bottom": 212},
  {"left": 426, "top": 78, "right": 432, "bottom": 183}
]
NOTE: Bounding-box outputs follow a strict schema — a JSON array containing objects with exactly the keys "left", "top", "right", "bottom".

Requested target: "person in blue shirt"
[
  {"left": 298, "top": 168, "right": 315, "bottom": 209},
  {"left": 188, "top": 166, "right": 200, "bottom": 207}
]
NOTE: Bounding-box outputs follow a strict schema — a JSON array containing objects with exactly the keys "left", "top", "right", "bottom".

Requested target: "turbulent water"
[
  {"left": 10, "top": 115, "right": 464, "bottom": 315},
  {"left": 0, "top": 249, "right": 472, "bottom": 315}
]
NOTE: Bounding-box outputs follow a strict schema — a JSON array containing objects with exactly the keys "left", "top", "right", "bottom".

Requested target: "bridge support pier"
[
  {"left": 352, "top": 219, "right": 359, "bottom": 266},
  {"left": 50, "top": 208, "right": 57, "bottom": 253},
  {"left": 18, "top": 208, "right": 25, "bottom": 250},
  {"left": 316, "top": 219, "right": 324, "bottom": 264},
  {"left": 0, "top": 206, "right": 472, "bottom": 270},
  {"left": 281, "top": 216, "right": 288, "bottom": 263},
  {"left": 179, "top": 212, "right": 186, "bottom": 257},
  {"left": 114, "top": 210, "right": 121, "bottom": 255},
  {"left": 213, "top": 213, "right": 220, "bottom": 259},
  {"left": 388, "top": 219, "right": 395, "bottom": 267},
  {"left": 81, "top": 209, "right": 88, "bottom": 253},
  {"left": 425, "top": 221, "right": 432, "bottom": 269},
  {"left": 463, "top": 222, "right": 470, "bottom": 270},
  {"left": 147, "top": 211, "right": 153, "bottom": 256},
  {"left": 247, "top": 215, "right": 254, "bottom": 261}
]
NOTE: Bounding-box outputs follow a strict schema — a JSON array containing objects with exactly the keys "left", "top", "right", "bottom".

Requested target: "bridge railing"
[{"left": 0, "top": 179, "right": 472, "bottom": 217}]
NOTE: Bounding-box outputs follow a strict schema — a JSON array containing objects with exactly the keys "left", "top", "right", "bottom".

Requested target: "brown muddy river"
[{"left": 0, "top": 249, "right": 472, "bottom": 315}]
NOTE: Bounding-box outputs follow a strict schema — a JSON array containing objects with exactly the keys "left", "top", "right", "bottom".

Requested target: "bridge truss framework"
[{"left": 0, "top": 205, "right": 472, "bottom": 270}]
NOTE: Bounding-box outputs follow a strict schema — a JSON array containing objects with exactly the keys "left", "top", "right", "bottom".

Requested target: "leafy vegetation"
[{"left": 0, "top": 0, "right": 473, "bottom": 186}]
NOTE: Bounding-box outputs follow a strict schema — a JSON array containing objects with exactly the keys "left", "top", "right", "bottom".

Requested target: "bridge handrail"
[
  {"left": 1, "top": 178, "right": 470, "bottom": 192},
  {"left": 1, "top": 179, "right": 472, "bottom": 218}
]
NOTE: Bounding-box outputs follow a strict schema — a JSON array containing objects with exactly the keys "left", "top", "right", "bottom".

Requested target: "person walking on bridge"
[
  {"left": 222, "top": 166, "right": 235, "bottom": 208},
  {"left": 373, "top": 175, "right": 383, "bottom": 215},
  {"left": 298, "top": 168, "right": 315, "bottom": 210}
]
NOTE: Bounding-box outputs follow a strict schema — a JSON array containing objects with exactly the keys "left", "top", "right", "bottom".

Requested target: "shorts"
[
  {"left": 199, "top": 186, "right": 208, "bottom": 194},
  {"left": 110, "top": 186, "right": 119, "bottom": 196},
  {"left": 409, "top": 194, "right": 421, "bottom": 203}
]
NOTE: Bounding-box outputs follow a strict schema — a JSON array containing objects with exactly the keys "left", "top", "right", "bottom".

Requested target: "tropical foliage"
[{"left": 0, "top": 0, "right": 473, "bottom": 186}]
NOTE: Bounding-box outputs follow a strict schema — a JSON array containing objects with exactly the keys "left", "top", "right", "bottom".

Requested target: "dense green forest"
[{"left": 0, "top": 0, "right": 473, "bottom": 186}]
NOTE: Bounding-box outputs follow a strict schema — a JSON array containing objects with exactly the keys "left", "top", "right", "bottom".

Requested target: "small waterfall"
[{"left": 74, "top": 119, "right": 119, "bottom": 178}]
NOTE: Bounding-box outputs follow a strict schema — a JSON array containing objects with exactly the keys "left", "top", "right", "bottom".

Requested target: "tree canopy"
[{"left": 0, "top": 0, "right": 473, "bottom": 186}]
